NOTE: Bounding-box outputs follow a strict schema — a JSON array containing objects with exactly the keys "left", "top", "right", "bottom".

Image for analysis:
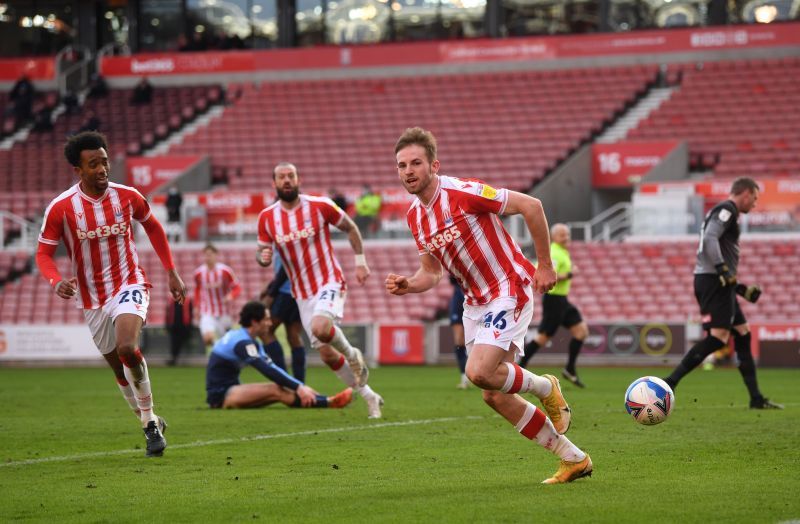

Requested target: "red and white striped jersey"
[
  {"left": 38, "top": 182, "right": 152, "bottom": 309},
  {"left": 407, "top": 175, "right": 535, "bottom": 307},
  {"left": 193, "top": 263, "right": 240, "bottom": 316},
  {"left": 257, "top": 195, "right": 346, "bottom": 300}
]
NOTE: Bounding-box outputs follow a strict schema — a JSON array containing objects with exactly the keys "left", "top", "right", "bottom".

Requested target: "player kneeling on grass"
[{"left": 206, "top": 301, "right": 353, "bottom": 410}]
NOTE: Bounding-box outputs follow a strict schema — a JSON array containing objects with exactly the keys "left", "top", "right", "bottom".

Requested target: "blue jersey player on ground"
[{"left": 206, "top": 301, "right": 353, "bottom": 409}]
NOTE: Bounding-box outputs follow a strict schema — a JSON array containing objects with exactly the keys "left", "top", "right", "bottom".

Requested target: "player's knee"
[
  {"left": 709, "top": 328, "right": 730, "bottom": 345},
  {"left": 311, "top": 320, "right": 333, "bottom": 342},
  {"left": 574, "top": 323, "right": 589, "bottom": 340},
  {"left": 465, "top": 367, "right": 491, "bottom": 389}
]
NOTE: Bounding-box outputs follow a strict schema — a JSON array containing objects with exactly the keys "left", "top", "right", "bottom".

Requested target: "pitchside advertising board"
[
  {"left": 377, "top": 324, "right": 425, "bottom": 365},
  {"left": 0, "top": 325, "right": 98, "bottom": 360}
]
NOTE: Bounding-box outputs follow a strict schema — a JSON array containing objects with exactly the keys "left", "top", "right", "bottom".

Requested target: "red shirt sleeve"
[
  {"left": 257, "top": 209, "right": 274, "bottom": 247},
  {"left": 458, "top": 182, "right": 507, "bottom": 215},
  {"left": 38, "top": 199, "right": 64, "bottom": 247},
  {"left": 129, "top": 187, "right": 153, "bottom": 222},
  {"left": 319, "top": 197, "right": 346, "bottom": 227},
  {"left": 35, "top": 242, "right": 62, "bottom": 287},
  {"left": 224, "top": 266, "right": 242, "bottom": 298},
  {"left": 140, "top": 215, "right": 175, "bottom": 271}
]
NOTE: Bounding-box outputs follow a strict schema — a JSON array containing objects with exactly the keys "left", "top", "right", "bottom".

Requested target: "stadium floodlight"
[{"left": 740, "top": 0, "right": 798, "bottom": 22}]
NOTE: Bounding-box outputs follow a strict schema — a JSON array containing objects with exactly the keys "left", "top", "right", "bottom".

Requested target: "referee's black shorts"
[
  {"left": 270, "top": 292, "right": 301, "bottom": 324},
  {"left": 538, "top": 293, "right": 583, "bottom": 337},
  {"left": 694, "top": 274, "right": 746, "bottom": 331}
]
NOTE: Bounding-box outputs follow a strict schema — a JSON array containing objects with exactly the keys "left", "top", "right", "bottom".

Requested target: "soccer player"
[
  {"left": 519, "top": 223, "right": 589, "bottom": 388},
  {"left": 386, "top": 127, "right": 592, "bottom": 484},
  {"left": 260, "top": 251, "right": 307, "bottom": 382},
  {"left": 663, "top": 177, "right": 782, "bottom": 409},
  {"left": 206, "top": 301, "right": 353, "bottom": 409},
  {"left": 256, "top": 162, "right": 384, "bottom": 419},
  {"left": 193, "top": 243, "right": 242, "bottom": 348},
  {"left": 36, "top": 131, "right": 186, "bottom": 457},
  {"left": 449, "top": 275, "right": 469, "bottom": 389}
]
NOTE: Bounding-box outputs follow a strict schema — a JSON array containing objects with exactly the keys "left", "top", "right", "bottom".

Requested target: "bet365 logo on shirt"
[
  {"left": 76, "top": 222, "right": 129, "bottom": 240},
  {"left": 426, "top": 225, "right": 461, "bottom": 252}
]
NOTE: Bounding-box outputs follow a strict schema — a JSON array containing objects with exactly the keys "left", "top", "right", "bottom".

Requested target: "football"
[{"left": 625, "top": 376, "right": 675, "bottom": 425}]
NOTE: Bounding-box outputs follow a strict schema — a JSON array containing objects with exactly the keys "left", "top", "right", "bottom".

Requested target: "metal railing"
[
  {"left": 567, "top": 202, "right": 632, "bottom": 242},
  {"left": 56, "top": 44, "right": 94, "bottom": 96},
  {"left": 0, "top": 211, "right": 38, "bottom": 250}
]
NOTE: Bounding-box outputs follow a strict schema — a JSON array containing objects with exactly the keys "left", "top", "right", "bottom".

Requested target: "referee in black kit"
[{"left": 663, "top": 177, "right": 782, "bottom": 409}]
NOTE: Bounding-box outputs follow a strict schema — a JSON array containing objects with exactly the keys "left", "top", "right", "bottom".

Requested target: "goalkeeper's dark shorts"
[{"left": 694, "top": 274, "right": 746, "bottom": 331}]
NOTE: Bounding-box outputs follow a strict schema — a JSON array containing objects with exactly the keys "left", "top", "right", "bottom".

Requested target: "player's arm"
[
  {"left": 140, "top": 215, "right": 187, "bottom": 303},
  {"left": 36, "top": 205, "right": 77, "bottom": 299},
  {"left": 225, "top": 269, "right": 242, "bottom": 302},
  {"left": 386, "top": 253, "right": 442, "bottom": 296},
  {"left": 502, "top": 191, "right": 556, "bottom": 294},
  {"left": 234, "top": 342, "right": 318, "bottom": 405},
  {"left": 336, "top": 214, "right": 370, "bottom": 284},
  {"left": 701, "top": 211, "right": 736, "bottom": 286}
]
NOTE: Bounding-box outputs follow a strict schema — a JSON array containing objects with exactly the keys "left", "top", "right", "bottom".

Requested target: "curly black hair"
[
  {"left": 239, "top": 301, "right": 267, "bottom": 327},
  {"left": 64, "top": 131, "right": 109, "bottom": 167}
]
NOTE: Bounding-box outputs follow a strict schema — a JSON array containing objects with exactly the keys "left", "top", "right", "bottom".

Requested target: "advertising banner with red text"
[
  {"left": 639, "top": 178, "right": 800, "bottom": 231},
  {"left": 592, "top": 142, "right": 680, "bottom": 187},
  {"left": 0, "top": 57, "right": 56, "bottom": 82},
  {"left": 377, "top": 324, "right": 425, "bottom": 364},
  {"left": 126, "top": 156, "right": 204, "bottom": 195},
  {"left": 751, "top": 324, "right": 800, "bottom": 367},
  {"left": 100, "top": 23, "right": 800, "bottom": 77}
]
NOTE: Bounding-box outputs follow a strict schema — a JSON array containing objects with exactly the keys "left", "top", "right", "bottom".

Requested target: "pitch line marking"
[{"left": 0, "top": 415, "right": 484, "bottom": 468}]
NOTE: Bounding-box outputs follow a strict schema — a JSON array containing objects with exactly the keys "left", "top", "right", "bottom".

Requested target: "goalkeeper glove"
[
  {"left": 715, "top": 263, "right": 737, "bottom": 287},
  {"left": 736, "top": 283, "right": 761, "bottom": 304}
]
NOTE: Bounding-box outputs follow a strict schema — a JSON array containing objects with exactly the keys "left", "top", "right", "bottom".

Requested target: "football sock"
[
  {"left": 733, "top": 332, "right": 762, "bottom": 400},
  {"left": 264, "top": 340, "right": 287, "bottom": 371},
  {"left": 500, "top": 362, "right": 552, "bottom": 398},
  {"left": 120, "top": 350, "right": 157, "bottom": 426},
  {"left": 291, "top": 346, "right": 306, "bottom": 383},
  {"left": 519, "top": 340, "right": 540, "bottom": 368},
  {"left": 116, "top": 377, "right": 140, "bottom": 418},
  {"left": 515, "top": 402, "right": 585, "bottom": 462},
  {"left": 327, "top": 326, "right": 357, "bottom": 360},
  {"left": 454, "top": 345, "right": 467, "bottom": 374},
  {"left": 357, "top": 383, "right": 378, "bottom": 401},
  {"left": 291, "top": 392, "right": 328, "bottom": 408},
  {"left": 566, "top": 338, "right": 583, "bottom": 374},
  {"left": 665, "top": 335, "right": 726, "bottom": 388},
  {"left": 329, "top": 354, "right": 357, "bottom": 387}
]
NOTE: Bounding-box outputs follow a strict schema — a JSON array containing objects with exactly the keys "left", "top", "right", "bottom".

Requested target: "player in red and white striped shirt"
[
  {"left": 193, "top": 243, "right": 242, "bottom": 347},
  {"left": 256, "top": 162, "right": 384, "bottom": 418},
  {"left": 35, "top": 131, "right": 186, "bottom": 457},
  {"left": 386, "top": 128, "right": 592, "bottom": 483}
]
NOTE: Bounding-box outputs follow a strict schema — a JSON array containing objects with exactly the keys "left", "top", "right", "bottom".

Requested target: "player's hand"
[
  {"left": 533, "top": 264, "right": 557, "bottom": 294},
  {"left": 296, "top": 385, "right": 318, "bottom": 407},
  {"left": 54, "top": 277, "right": 78, "bottom": 299},
  {"left": 385, "top": 274, "right": 410, "bottom": 295},
  {"left": 355, "top": 264, "right": 370, "bottom": 285},
  {"left": 736, "top": 283, "right": 761, "bottom": 304},
  {"left": 257, "top": 246, "right": 273, "bottom": 267},
  {"left": 168, "top": 269, "right": 187, "bottom": 304},
  {"left": 715, "top": 263, "right": 737, "bottom": 287}
]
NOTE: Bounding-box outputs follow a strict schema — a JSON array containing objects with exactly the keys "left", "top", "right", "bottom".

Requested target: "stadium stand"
[
  {"left": 0, "top": 244, "right": 452, "bottom": 325},
  {"left": 168, "top": 65, "right": 658, "bottom": 192},
  {"left": 628, "top": 57, "right": 800, "bottom": 176},
  {"left": 1, "top": 239, "right": 797, "bottom": 326}
]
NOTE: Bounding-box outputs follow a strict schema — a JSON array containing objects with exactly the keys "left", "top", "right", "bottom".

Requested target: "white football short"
[
  {"left": 83, "top": 283, "right": 150, "bottom": 355},
  {"left": 199, "top": 313, "right": 232, "bottom": 339},
  {"left": 462, "top": 286, "right": 534, "bottom": 358},
  {"left": 297, "top": 282, "right": 346, "bottom": 349}
]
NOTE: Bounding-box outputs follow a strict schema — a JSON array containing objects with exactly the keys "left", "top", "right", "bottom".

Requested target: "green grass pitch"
[{"left": 1, "top": 365, "right": 798, "bottom": 523}]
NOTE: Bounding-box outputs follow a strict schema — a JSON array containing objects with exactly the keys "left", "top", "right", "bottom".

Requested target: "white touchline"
[{"left": 0, "top": 415, "right": 485, "bottom": 468}]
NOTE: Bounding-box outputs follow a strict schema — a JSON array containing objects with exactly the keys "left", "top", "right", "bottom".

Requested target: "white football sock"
[
  {"left": 123, "top": 358, "right": 157, "bottom": 426},
  {"left": 329, "top": 355, "right": 357, "bottom": 387},
  {"left": 357, "top": 384, "right": 377, "bottom": 399},
  {"left": 116, "top": 379, "right": 140, "bottom": 418},
  {"left": 515, "top": 402, "right": 585, "bottom": 462},
  {"left": 501, "top": 362, "right": 552, "bottom": 398},
  {"left": 328, "top": 326, "right": 357, "bottom": 360}
]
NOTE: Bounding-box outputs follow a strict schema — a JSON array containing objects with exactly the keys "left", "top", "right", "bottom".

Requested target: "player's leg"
[
  {"left": 519, "top": 331, "right": 549, "bottom": 368},
  {"left": 480, "top": 346, "right": 591, "bottom": 484},
  {"left": 731, "top": 308, "right": 783, "bottom": 409},
  {"left": 199, "top": 314, "right": 217, "bottom": 353},
  {"left": 223, "top": 383, "right": 288, "bottom": 408},
  {"left": 286, "top": 319, "right": 306, "bottom": 383},
  {"left": 263, "top": 312, "right": 288, "bottom": 371},
  {"left": 664, "top": 275, "right": 731, "bottom": 390},
  {"left": 464, "top": 294, "right": 571, "bottom": 433},
  {"left": 520, "top": 294, "right": 562, "bottom": 368},
  {"left": 103, "top": 350, "right": 141, "bottom": 419},
  {"left": 450, "top": 288, "right": 469, "bottom": 389},
  {"left": 563, "top": 307, "right": 588, "bottom": 387}
]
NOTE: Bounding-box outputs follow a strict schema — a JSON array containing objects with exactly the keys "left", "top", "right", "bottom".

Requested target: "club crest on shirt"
[
  {"left": 113, "top": 204, "right": 123, "bottom": 220},
  {"left": 245, "top": 343, "right": 259, "bottom": 358}
]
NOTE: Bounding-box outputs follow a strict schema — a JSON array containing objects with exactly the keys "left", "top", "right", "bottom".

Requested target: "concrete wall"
[
  {"left": 644, "top": 141, "right": 689, "bottom": 183},
  {"left": 531, "top": 144, "right": 593, "bottom": 225}
]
